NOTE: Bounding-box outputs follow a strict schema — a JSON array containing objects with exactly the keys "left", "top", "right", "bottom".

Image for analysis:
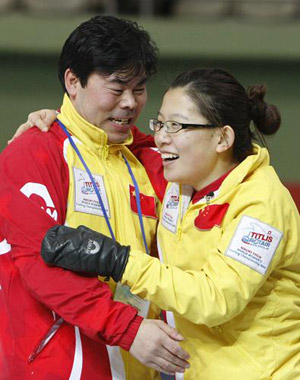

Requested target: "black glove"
[{"left": 41, "top": 225, "right": 130, "bottom": 282}]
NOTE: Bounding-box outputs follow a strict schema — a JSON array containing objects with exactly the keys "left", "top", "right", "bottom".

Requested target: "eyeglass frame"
[{"left": 149, "top": 118, "right": 218, "bottom": 134}]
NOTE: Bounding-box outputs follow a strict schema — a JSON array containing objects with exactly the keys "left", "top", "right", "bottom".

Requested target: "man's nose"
[{"left": 120, "top": 91, "right": 137, "bottom": 109}]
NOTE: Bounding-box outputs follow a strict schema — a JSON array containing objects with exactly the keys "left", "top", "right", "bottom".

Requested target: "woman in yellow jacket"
[{"left": 39, "top": 68, "right": 300, "bottom": 379}]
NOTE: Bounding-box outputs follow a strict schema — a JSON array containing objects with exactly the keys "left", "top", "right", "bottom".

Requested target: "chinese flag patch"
[
  {"left": 129, "top": 184, "right": 157, "bottom": 219},
  {"left": 194, "top": 203, "right": 229, "bottom": 230}
]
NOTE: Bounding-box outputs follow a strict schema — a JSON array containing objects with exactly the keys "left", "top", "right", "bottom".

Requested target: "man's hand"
[
  {"left": 8, "top": 109, "right": 57, "bottom": 144},
  {"left": 130, "top": 319, "right": 190, "bottom": 375}
]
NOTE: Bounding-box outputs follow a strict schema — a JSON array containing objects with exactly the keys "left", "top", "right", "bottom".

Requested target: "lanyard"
[
  {"left": 122, "top": 154, "right": 149, "bottom": 255},
  {"left": 58, "top": 120, "right": 115, "bottom": 240},
  {"left": 58, "top": 120, "right": 149, "bottom": 254}
]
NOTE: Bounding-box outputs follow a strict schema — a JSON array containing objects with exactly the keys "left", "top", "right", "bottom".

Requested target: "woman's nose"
[{"left": 154, "top": 127, "right": 172, "bottom": 148}]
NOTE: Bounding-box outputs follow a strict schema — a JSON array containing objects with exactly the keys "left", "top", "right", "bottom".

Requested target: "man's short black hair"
[{"left": 58, "top": 15, "right": 158, "bottom": 92}]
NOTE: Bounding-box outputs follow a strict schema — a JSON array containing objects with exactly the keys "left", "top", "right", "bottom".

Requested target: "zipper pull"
[{"left": 205, "top": 191, "right": 214, "bottom": 206}]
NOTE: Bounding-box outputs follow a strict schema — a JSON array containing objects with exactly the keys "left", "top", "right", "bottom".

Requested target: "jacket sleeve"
[
  {"left": 0, "top": 128, "right": 142, "bottom": 350},
  {"left": 129, "top": 126, "right": 167, "bottom": 202},
  {"left": 121, "top": 199, "right": 293, "bottom": 327}
]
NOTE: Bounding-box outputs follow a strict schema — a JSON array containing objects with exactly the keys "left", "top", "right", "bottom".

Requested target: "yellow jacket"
[
  {"left": 59, "top": 94, "right": 160, "bottom": 380},
  {"left": 122, "top": 145, "right": 300, "bottom": 379}
]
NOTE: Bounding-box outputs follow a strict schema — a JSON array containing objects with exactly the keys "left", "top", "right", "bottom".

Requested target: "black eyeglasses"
[{"left": 149, "top": 119, "right": 218, "bottom": 134}]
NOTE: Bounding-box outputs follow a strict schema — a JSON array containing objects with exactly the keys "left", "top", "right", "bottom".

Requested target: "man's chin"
[{"left": 107, "top": 131, "right": 131, "bottom": 144}]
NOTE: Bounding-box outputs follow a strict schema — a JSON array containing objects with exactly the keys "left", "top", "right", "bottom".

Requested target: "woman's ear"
[
  {"left": 64, "top": 68, "right": 80, "bottom": 98},
  {"left": 216, "top": 125, "right": 235, "bottom": 153}
]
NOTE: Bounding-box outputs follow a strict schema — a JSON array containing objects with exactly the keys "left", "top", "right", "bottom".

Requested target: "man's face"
[{"left": 67, "top": 70, "right": 148, "bottom": 143}]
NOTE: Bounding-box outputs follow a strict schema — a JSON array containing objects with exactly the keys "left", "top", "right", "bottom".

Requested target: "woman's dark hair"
[
  {"left": 169, "top": 68, "right": 281, "bottom": 162},
  {"left": 58, "top": 15, "right": 158, "bottom": 92}
]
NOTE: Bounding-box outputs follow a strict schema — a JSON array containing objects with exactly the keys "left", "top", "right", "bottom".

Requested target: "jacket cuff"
[{"left": 117, "top": 314, "right": 144, "bottom": 351}]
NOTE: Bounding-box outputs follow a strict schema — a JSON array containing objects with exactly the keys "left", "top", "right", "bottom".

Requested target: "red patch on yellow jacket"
[
  {"left": 129, "top": 184, "right": 157, "bottom": 219},
  {"left": 194, "top": 203, "right": 229, "bottom": 230}
]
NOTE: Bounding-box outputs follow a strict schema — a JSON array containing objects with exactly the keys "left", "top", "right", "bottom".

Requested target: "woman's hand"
[
  {"left": 41, "top": 225, "right": 130, "bottom": 283},
  {"left": 8, "top": 109, "right": 57, "bottom": 144}
]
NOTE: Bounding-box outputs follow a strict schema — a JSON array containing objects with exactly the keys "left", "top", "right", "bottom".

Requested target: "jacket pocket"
[
  {"left": 28, "top": 317, "right": 64, "bottom": 363},
  {"left": 213, "top": 324, "right": 267, "bottom": 377}
]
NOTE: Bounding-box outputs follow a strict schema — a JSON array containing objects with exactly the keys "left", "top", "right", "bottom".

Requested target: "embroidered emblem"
[
  {"left": 194, "top": 203, "right": 229, "bottom": 231},
  {"left": 129, "top": 184, "right": 157, "bottom": 219},
  {"left": 225, "top": 215, "right": 283, "bottom": 275},
  {"left": 162, "top": 184, "right": 180, "bottom": 233},
  {"left": 73, "top": 167, "right": 110, "bottom": 217}
]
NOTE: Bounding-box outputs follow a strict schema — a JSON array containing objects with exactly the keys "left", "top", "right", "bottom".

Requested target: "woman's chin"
[{"left": 164, "top": 170, "right": 181, "bottom": 184}]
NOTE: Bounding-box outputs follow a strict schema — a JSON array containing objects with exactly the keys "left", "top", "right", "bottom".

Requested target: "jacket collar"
[
  {"left": 221, "top": 144, "right": 269, "bottom": 192},
  {"left": 192, "top": 144, "right": 270, "bottom": 203},
  {"left": 57, "top": 94, "right": 133, "bottom": 154},
  {"left": 192, "top": 169, "right": 233, "bottom": 204}
]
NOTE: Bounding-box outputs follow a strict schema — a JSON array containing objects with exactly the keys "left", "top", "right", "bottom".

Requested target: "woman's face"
[{"left": 154, "top": 87, "right": 225, "bottom": 191}]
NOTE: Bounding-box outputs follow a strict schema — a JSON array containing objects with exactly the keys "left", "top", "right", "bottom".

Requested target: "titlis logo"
[
  {"left": 82, "top": 181, "right": 101, "bottom": 195},
  {"left": 86, "top": 239, "right": 100, "bottom": 254},
  {"left": 166, "top": 195, "right": 179, "bottom": 209},
  {"left": 242, "top": 230, "right": 273, "bottom": 248}
]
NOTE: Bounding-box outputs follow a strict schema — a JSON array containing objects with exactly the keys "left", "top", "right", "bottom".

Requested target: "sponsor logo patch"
[
  {"left": 161, "top": 184, "right": 180, "bottom": 233},
  {"left": 225, "top": 215, "right": 283, "bottom": 275},
  {"left": 73, "top": 167, "right": 110, "bottom": 217}
]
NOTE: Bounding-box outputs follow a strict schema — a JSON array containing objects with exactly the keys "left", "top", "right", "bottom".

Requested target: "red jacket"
[{"left": 0, "top": 125, "right": 143, "bottom": 380}]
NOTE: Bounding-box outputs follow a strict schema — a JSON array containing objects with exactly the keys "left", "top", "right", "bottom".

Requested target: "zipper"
[{"left": 28, "top": 317, "right": 64, "bottom": 363}]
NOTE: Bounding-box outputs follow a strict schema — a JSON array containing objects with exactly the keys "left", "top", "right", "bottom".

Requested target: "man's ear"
[
  {"left": 64, "top": 68, "right": 80, "bottom": 97},
  {"left": 216, "top": 125, "right": 235, "bottom": 153}
]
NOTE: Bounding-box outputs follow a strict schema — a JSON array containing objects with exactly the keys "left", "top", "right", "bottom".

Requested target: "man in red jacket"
[{"left": 0, "top": 15, "right": 189, "bottom": 380}]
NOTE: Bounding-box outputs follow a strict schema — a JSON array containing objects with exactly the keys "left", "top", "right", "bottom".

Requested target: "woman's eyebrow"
[{"left": 158, "top": 111, "right": 189, "bottom": 121}]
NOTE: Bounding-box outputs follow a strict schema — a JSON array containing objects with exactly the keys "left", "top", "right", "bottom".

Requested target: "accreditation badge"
[{"left": 113, "top": 282, "right": 150, "bottom": 318}]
